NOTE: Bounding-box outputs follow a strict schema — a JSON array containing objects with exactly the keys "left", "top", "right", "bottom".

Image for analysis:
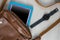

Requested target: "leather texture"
[
  {"left": 0, "top": 10, "right": 32, "bottom": 40},
  {"left": 0, "top": 0, "right": 7, "bottom": 11}
]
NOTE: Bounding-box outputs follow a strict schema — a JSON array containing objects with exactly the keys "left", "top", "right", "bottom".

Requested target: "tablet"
[{"left": 8, "top": 1, "right": 33, "bottom": 26}]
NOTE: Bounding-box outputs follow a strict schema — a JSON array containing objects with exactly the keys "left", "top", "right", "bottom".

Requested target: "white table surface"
[{"left": 3, "top": 0, "right": 60, "bottom": 40}]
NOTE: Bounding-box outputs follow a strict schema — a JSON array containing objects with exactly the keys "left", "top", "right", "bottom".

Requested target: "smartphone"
[{"left": 8, "top": 1, "right": 33, "bottom": 26}]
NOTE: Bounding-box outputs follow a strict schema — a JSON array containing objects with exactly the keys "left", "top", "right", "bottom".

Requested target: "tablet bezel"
[{"left": 8, "top": 1, "right": 33, "bottom": 26}]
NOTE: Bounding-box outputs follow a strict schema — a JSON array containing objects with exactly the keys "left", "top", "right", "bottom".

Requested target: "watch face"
[
  {"left": 8, "top": 1, "right": 33, "bottom": 26},
  {"left": 35, "top": 0, "right": 57, "bottom": 7}
]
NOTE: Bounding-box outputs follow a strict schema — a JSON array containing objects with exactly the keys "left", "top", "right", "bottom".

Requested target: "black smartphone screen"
[{"left": 11, "top": 5, "right": 30, "bottom": 24}]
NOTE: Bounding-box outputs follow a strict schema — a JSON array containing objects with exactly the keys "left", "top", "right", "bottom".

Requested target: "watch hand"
[{"left": 30, "top": 8, "right": 59, "bottom": 28}]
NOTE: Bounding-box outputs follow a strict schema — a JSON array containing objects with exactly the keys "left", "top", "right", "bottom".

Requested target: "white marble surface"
[
  {"left": 30, "top": 3, "right": 60, "bottom": 39},
  {"left": 2, "top": 0, "right": 60, "bottom": 40},
  {"left": 41, "top": 23, "right": 60, "bottom": 40}
]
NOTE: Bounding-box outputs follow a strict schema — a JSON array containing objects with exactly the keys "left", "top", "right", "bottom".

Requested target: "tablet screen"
[
  {"left": 11, "top": 5, "right": 30, "bottom": 24},
  {"left": 8, "top": 1, "right": 33, "bottom": 26}
]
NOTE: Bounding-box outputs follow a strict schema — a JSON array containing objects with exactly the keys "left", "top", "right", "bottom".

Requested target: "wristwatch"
[{"left": 30, "top": 8, "right": 59, "bottom": 28}]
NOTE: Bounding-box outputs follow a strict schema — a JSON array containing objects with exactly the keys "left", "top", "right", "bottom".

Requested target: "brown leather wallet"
[{"left": 0, "top": 10, "right": 32, "bottom": 40}]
